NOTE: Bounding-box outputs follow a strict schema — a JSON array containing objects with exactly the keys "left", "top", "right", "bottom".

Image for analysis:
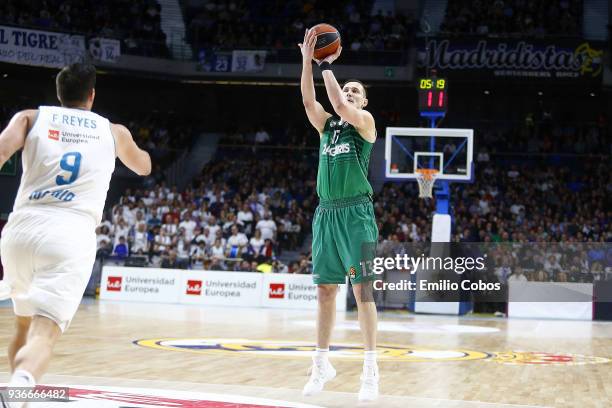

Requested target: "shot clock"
[{"left": 418, "top": 77, "right": 448, "bottom": 115}]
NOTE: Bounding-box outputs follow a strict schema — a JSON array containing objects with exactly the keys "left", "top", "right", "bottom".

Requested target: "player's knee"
[
  {"left": 352, "top": 283, "right": 368, "bottom": 303},
  {"left": 353, "top": 290, "right": 363, "bottom": 304},
  {"left": 29, "top": 315, "right": 63, "bottom": 340},
  {"left": 317, "top": 285, "right": 337, "bottom": 303}
]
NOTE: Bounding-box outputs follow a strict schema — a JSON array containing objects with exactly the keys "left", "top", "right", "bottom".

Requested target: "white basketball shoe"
[
  {"left": 302, "top": 357, "right": 336, "bottom": 396},
  {"left": 358, "top": 364, "right": 379, "bottom": 402}
]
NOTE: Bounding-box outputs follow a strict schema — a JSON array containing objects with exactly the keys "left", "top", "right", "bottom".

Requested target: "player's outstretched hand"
[
  {"left": 314, "top": 45, "right": 342, "bottom": 66},
  {"left": 298, "top": 28, "right": 317, "bottom": 63}
]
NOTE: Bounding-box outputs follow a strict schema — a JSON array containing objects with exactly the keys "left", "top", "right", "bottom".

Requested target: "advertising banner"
[
  {"left": 101, "top": 267, "right": 348, "bottom": 311},
  {"left": 231, "top": 50, "right": 266, "bottom": 72},
  {"left": 261, "top": 273, "right": 347, "bottom": 311},
  {"left": 100, "top": 266, "right": 181, "bottom": 303},
  {"left": 197, "top": 49, "right": 231, "bottom": 72},
  {"left": 420, "top": 37, "right": 603, "bottom": 81},
  {"left": 89, "top": 37, "right": 121, "bottom": 63},
  {"left": 0, "top": 25, "right": 85, "bottom": 68},
  {"left": 180, "top": 271, "right": 263, "bottom": 307}
]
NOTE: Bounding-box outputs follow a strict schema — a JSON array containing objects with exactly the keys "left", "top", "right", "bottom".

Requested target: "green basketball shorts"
[{"left": 311, "top": 195, "right": 378, "bottom": 285}]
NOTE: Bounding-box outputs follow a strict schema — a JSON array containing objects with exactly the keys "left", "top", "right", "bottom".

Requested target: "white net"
[{"left": 416, "top": 169, "right": 439, "bottom": 198}]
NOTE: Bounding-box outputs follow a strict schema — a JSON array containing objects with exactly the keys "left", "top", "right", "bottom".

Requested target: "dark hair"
[
  {"left": 342, "top": 79, "right": 367, "bottom": 98},
  {"left": 56, "top": 63, "right": 96, "bottom": 106}
]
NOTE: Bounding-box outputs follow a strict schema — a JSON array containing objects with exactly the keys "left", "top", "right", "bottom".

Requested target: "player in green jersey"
[{"left": 299, "top": 28, "right": 379, "bottom": 402}]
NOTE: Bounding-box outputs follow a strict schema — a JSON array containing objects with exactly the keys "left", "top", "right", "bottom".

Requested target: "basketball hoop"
[{"left": 416, "top": 169, "right": 439, "bottom": 198}]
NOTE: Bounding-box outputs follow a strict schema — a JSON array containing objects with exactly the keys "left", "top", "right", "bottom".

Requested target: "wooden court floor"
[{"left": 1, "top": 299, "right": 611, "bottom": 408}]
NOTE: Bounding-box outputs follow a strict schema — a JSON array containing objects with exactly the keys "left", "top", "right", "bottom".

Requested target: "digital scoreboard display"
[{"left": 418, "top": 78, "right": 448, "bottom": 114}]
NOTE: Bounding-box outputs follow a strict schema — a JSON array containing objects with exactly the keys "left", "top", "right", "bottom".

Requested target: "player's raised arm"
[
  {"left": 299, "top": 28, "right": 331, "bottom": 134},
  {"left": 318, "top": 48, "right": 375, "bottom": 143},
  {"left": 0, "top": 109, "right": 37, "bottom": 168},
  {"left": 112, "top": 123, "right": 152, "bottom": 176}
]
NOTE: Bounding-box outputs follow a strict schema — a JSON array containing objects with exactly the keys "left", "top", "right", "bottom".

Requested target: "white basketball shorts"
[{"left": 0, "top": 208, "right": 96, "bottom": 332}]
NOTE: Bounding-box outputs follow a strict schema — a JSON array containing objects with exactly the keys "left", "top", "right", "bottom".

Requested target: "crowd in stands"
[
  {"left": 0, "top": 0, "right": 169, "bottom": 57},
  {"left": 185, "top": 0, "right": 415, "bottom": 52},
  {"left": 376, "top": 156, "right": 610, "bottom": 283},
  {"left": 124, "top": 112, "right": 195, "bottom": 154},
  {"left": 219, "top": 111, "right": 610, "bottom": 157},
  {"left": 218, "top": 122, "right": 319, "bottom": 149},
  {"left": 440, "top": 0, "right": 583, "bottom": 36},
  {"left": 477, "top": 113, "right": 609, "bottom": 156},
  {"left": 102, "top": 105, "right": 609, "bottom": 282},
  {"left": 374, "top": 109, "right": 610, "bottom": 285},
  {"left": 486, "top": 242, "right": 610, "bottom": 284},
  {"left": 98, "top": 134, "right": 609, "bottom": 282},
  {"left": 96, "top": 152, "right": 318, "bottom": 274}
]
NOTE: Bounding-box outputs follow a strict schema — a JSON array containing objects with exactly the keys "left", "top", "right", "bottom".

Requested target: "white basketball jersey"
[{"left": 12, "top": 106, "right": 116, "bottom": 224}]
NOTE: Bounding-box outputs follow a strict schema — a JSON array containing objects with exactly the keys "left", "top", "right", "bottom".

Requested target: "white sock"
[
  {"left": 5, "top": 370, "right": 35, "bottom": 408},
  {"left": 364, "top": 350, "right": 378, "bottom": 375},
  {"left": 5, "top": 371, "right": 34, "bottom": 408},
  {"left": 314, "top": 348, "right": 329, "bottom": 363},
  {"left": 9, "top": 369, "right": 36, "bottom": 387}
]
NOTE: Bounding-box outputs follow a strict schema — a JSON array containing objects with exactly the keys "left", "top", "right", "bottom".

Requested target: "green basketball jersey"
[{"left": 316, "top": 116, "right": 374, "bottom": 200}]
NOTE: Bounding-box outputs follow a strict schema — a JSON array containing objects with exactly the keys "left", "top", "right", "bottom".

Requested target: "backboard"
[{"left": 385, "top": 127, "right": 474, "bottom": 182}]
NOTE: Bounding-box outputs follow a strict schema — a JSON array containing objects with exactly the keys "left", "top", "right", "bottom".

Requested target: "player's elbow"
[
  {"left": 141, "top": 157, "right": 152, "bottom": 176},
  {"left": 0, "top": 141, "right": 15, "bottom": 167},
  {"left": 138, "top": 164, "right": 151, "bottom": 177},
  {"left": 135, "top": 151, "right": 152, "bottom": 176}
]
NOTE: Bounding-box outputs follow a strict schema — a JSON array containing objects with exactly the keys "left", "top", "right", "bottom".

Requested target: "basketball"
[{"left": 311, "top": 23, "right": 341, "bottom": 60}]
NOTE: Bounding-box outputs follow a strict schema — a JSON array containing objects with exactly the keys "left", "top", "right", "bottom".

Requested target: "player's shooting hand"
[{"left": 298, "top": 28, "right": 317, "bottom": 63}]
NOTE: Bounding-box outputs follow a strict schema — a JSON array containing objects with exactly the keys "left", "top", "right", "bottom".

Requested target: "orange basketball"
[{"left": 311, "top": 23, "right": 341, "bottom": 60}]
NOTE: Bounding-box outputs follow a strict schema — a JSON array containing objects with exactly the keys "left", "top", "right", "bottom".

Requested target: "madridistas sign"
[{"left": 421, "top": 38, "right": 603, "bottom": 81}]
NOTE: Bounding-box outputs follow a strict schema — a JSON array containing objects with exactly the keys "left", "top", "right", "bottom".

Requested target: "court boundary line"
[{"left": 0, "top": 372, "right": 553, "bottom": 408}]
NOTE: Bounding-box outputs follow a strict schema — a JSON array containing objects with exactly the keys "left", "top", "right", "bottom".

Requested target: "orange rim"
[{"left": 416, "top": 169, "right": 439, "bottom": 181}]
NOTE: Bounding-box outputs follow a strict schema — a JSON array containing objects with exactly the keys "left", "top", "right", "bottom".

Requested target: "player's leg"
[
  {"left": 352, "top": 283, "right": 377, "bottom": 351},
  {"left": 351, "top": 282, "right": 379, "bottom": 401},
  {"left": 316, "top": 284, "right": 338, "bottom": 349},
  {"left": 0, "top": 222, "right": 39, "bottom": 408},
  {"left": 311, "top": 207, "right": 344, "bottom": 349},
  {"left": 3, "top": 316, "right": 61, "bottom": 408},
  {"left": 8, "top": 316, "right": 31, "bottom": 372},
  {"left": 1, "top": 220, "right": 36, "bottom": 375},
  {"left": 337, "top": 200, "right": 380, "bottom": 401},
  {"left": 302, "top": 283, "right": 339, "bottom": 395},
  {"left": 11, "top": 315, "right": 61, "bottom": 380},
  {"left": 304, "top": 207, "right": 343, "bottom": 396},
  {"left": 6, "top": 216, "right": 96, "bottom": 404}
]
